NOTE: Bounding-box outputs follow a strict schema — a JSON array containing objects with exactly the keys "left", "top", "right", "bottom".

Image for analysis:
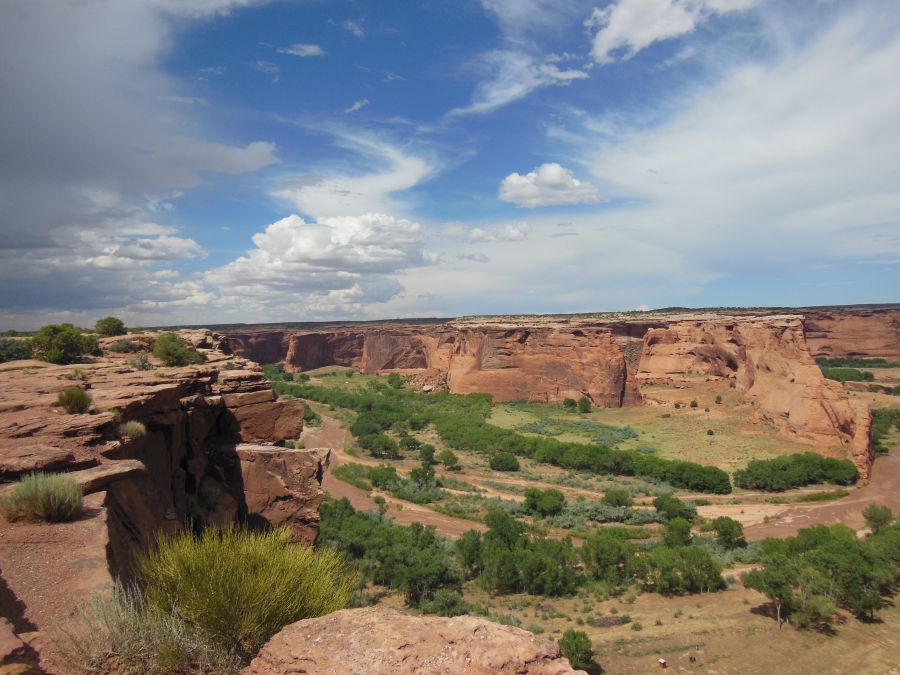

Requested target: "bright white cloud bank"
[
  {"left": 499, "top": 163, "right": 600, "bottom": 207},
  {"left": 587, "top": 0, "right": 757, "bottom": 63}
]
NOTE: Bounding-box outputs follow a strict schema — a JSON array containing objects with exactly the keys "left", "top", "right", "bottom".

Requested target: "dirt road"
[
  {"left": 745, "top": 450, "right": 900, "bottom": 540},
  {"left": 302, "top": 415, "right": 485, "bottom": 539}
]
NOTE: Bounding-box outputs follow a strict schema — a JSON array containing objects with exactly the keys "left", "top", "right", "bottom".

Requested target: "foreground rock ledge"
[{"left": 244, "top": 607, "right": 586, "bottom": 675}]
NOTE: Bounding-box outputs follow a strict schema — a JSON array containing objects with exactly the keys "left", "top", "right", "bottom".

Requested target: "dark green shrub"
[
  {"left": 0, "top": 472, "right": 83, "bottom": 522},
  {"left": 58, "top": 386, "right": 92, "bottom": 413},
  {"left": 0, "top": 338, "right": 31, "bottom": 363},
  {"left": 30, "top": 323, "right": 99, "bottom": 364},
  {"left": 152, "top": 333, "right": 205, "bottom": 367},
  {"left": 107, "top": 339, "right": 138, "bottom": 353},
  {"left": 602, "top": 488, "right": 633, "bottom": 507},
  {"left": 734, "top": 453, "right": 859, "bottom": 491},
  {"left": 821, "top": 367, "right": 875, "bottom": 383},
  {"left": 558, "top": 629, "right": 593, "bottom": 670},
  {"left": 715, "top": 395, "right": 722, "bottom": 404},
  {"left": 663, "top": 518, "right": 693, "bottom": 547},
  {"left": 863, "top": 504, "right": 893, "bottom": 534},
  {"left": 438, "top": 449, "right": 460, "bottom": 469},
  {"left": 139, "top": 526, "right": 355, "bottom": 657},
  {"left": 653, "top": 495, "right": 697, "bottom": 522},
  {"left": 690, "top": 400, "right": 698, "bottom": 408},
  {"left": 129, "top": 353, "right": 152, "bottom": 371},
  {"left": 489, "top": 452, "right": 520, "bottom": 472},
  {"left": 95, "top": 316, "right": 126, "bottom": 337},
  {"left": 523, "top": 488, "right": 565, "bottom": 517},
  {"left": 712, "top": 516, "right": 746, "bottom": 549},
  {"left": 562, "top": 398, "right": 577, "bottom": 410},
  {"left": 577, "top": 396, "right": 591, "bottom": 414},
  {"left": 419, "top": 588, "right": 467, "bottom": 617}
]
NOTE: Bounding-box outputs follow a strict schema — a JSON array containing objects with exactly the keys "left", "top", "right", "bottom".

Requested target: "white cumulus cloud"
[
  {"left": 499, "top": 163, "right": 600, "bottom": 207},
  {"left": 587, "top": 0, "right": 757, "bottom": 64}
]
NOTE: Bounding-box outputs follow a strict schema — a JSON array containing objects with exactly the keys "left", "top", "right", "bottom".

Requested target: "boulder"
[
  {"left": 244, "top": 607, "right": 585, "bottom": 675},
  {"left": 237, "top": 445, "right": 329, "bottom": 543}
]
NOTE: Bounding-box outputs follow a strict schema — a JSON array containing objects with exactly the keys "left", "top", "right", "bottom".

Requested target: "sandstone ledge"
[{"left": 244, "top": 607, "right": 585, "bottom": 675}]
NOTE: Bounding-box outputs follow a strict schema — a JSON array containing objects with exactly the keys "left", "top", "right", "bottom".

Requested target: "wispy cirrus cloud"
[{"left": 277, "top": 42, "right": 324, "bottom": 57}]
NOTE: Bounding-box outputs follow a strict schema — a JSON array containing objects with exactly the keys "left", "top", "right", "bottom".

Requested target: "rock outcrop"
[
  {"left": 638, "top": 316, "right": 861, "bottom": 447},
  {"left": 245, "top": 607, "right": 585, "bottom": 675},
  {"left": 0, "top": 337, "right": 323, "bottom": 580}
]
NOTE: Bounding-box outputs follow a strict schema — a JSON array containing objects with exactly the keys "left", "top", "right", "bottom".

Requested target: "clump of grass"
[
  {"left": 138, "top": 526, "right": 356, "bottom": 657},
  {"left": 129, "top": 353, "right": 152, "bottom": 371},
  {"left": 58, "top": 386, "right": 91, "bottom": 413},
  {"left": 52, "top": 582, "right": 241, "bottom": 674},
  {"left": 0, "top": 472, "right": 83, "bottom": 522},
  {"left": 119, "top": 421, "right": 147, "bottom": 440},
  {"left": 62, "top": 368, "right": 89, "bottom": 381}
]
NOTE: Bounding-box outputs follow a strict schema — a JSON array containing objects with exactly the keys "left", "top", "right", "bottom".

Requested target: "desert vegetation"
[
  {"left": 57, "top": 386, "right": 92, "bottom": 413},
  {"left": 29, "top": 323, "right": 100, "bottom": 364},
  {"left": 733, "top": 453, "right": 859, "bottom": 491},
  {"left": 0, "top": 472, "right": 83, "bottom": 522},
  {"left": 152, "top": 332, "right": 205, "bottom": 367}
]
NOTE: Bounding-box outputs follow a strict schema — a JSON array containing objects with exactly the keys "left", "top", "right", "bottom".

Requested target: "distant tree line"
[{"left": 733, "top": 453, "right": 859, "bottom": 492}]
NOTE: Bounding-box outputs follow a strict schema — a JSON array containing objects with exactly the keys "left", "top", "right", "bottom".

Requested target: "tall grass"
[
  {"left": 0, "top": 472, "right": 82, "bottom": 522},
  {"left": 52, "top": 582, "right": 241, "bottom": 674},
  {"left": 58, "top": 386, "right": 91, "bottom": 413},
  {"left": 138, "top": 526, "right": 356, "bottom": 657}
]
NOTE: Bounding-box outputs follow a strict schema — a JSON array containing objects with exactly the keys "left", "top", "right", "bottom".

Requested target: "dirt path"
[
  {"left": 745, "top": 450, "right": 900, "bottom": 540},
  {"left": 302, "top": 415, "right": 485, "bottom": 539}
]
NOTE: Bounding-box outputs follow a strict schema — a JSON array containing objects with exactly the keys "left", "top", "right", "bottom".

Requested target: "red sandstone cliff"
[{"left": 803, "top": 307, "right": 900, "bottom": 360}]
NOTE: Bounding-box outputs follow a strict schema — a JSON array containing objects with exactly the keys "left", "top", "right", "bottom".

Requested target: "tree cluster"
[{"left": 733, "top": 453, "right": 858, "bottom": 491}]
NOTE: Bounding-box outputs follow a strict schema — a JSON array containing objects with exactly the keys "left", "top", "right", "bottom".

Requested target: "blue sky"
[{"left": 1, "top": 0, "right": 898, "bottom": 328}]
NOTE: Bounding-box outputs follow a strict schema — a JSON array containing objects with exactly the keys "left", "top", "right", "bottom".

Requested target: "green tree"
[
  {"left": 863, "top": 504, "right": 893, "bottom": 534},
  {"left": 580, "top": 531, "right": 635, "bottom": 584},
  {"left": 523, "top": 488, "right": 566, "bottom": 517},
  {"left": 95, "top": 316, "right": 126, "bottom": 337},
  {"left": 562, "top": 398, "right": 577, "bottom": 411},
  {"left": 387, "top": 373, "right": 403, "bottom": 389},
  {"left": 489, "top": 452, "right": 520, "bottom": 472},
  {"left": 0, "top": 338, "right": 31, "bottom": 363},
  {"left": 29, "top": 323, "right": 99, "bottom": 364},
  {"left": 558, "top": 630, "right": 593, "bottom": 670},
  {"left": 418, "top": 443, "right": 435, "bottom": 464},
  {"left": 437, "top": 449, "right": 459, "bottom": 470},
  {"left": 712, "top": 516, "right": 746, "bottom": 549},
  {"left": 653, "top": 495, "right": 697, "bottom": 522},
  {"left": 577, "top": 396, "right": 592, "bottom": 414},
  {"left": 663, "top": 518, "right": 693, "bottom": 547},
  {"left": 455, "top": 529, "right": 483, "bottom": 576},
  {"left": 152, "top": 332, "right": 205, "bottom": 367}
]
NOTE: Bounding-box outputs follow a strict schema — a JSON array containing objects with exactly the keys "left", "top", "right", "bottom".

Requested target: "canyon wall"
[
  {"left": 803, "top": 307, "right": 900, "bottom": 360},
  {"left": 0, "top": 334, "right": 326, "bottom": 579}
]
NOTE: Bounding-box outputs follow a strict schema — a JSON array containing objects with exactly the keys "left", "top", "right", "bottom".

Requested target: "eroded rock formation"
[
  {"left": 245, "top": 607, "right": 585, "bottom": 675},
  {"left": 803, "top": 307, "right": 900, "bottom": 360}
]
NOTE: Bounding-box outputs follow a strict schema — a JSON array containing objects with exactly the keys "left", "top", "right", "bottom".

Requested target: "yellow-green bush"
[
  {"left": 119, "top": 420, "right": 147, "bottom": 440},
  {"left": 58, "top": 386, "right": 91, "bottom": 413},
  {"left": 0, "top": 472, "right": 83, "bottom": 522},
  {"left": 138, "top": 526, "right": 356, "bottom": 657}
]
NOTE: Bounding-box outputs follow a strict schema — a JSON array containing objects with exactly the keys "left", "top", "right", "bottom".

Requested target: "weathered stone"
[
  {"left": 244, "top": 607, "right": 585, "bottom": 675},
  {"left": 0, "top": 446, "right": 75, "bottom": 479},
  {"left": 237, "top": 445, "right": 329, "bottom": 543}
]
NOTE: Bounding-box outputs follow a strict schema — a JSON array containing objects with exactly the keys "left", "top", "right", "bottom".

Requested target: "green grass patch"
[{"left": 794, "top": 489, "right": 850, "bottom": 503}]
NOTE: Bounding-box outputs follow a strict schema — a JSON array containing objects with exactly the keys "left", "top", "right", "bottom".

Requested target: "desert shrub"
[
  {"left": 0, "top": 338, "right": 31, "bottom": 363},
  {"left": 707, "top": 429, "right": 714, "bottom": 436},
  {"left": 387, "top": 373, "right": 403, "bottom": 388},
  {"left": 715, "top": 395, "right": 722, "bottom": 404},
  {"left": 863, "top": 504, "right": 893, "bottom": 534},
  {"left": 733, "top": 453, "right": 859, "bottom": 491},
  {"left": 653, "top": 495, "right": 697, "bottom": 522},
  {"left": 95, "top": 316, "right": 126, "bottom": 337},
  {"left": 0, "top": 472, "right": 82, "bottom": 522},
  {"left": 52, "top": 582, "right": 241, "bottom": 674},
  {"left": 119, "top": 421, "right": 147, "bottom": 440},
  {"left": 562, "top": 398, "right": 577, "bottom": 410},
  {"left": 302, "top": 405, "right": 321, "bottom": 426},
  {"left": 690, "top": 400, "right": 698, "bottom": 408},
  {"left": 152, "top": 332, "right": 205, "bottom": 367},
  {"left": 129, "top": 353, "right": 152, "bottom": 370},
  {"left": 419, "top": 588, "right": 468, "bottom": 617},
  {"left": 489, "top": 452, "right": 520, "bottom": 472},
  {"left": 712, "top": 516, "right": 746, "bottom": 549},
  {"left": 522, "top": 488, "right": 566, "bottom": 517},
  {"left": 30, "top": 323, "right": 100, "bottom": 364},
  {"left": 602, "top": 488, "right": 633, "bottom": 508},
  {"left": 107, "top": 339, "right": 139, "bottom": 353},
  {"left": 577, "top": 396, "right": 591, "bottom": 414},
  {"left": 139, "top": 526, "right": 355, "bottom": 658},
  {"left": 663, "top": 518, "right": 693, "bottom": 547},
  {"left": 58, "top": 386, "right": 92, "bottom": 413},
  {"left": 558, "top": 629, "right": 593, "bottom": 670},
  {"left": 438, "top": 449, "right": 460, "bottom": 469},
  {"left": 872, "top": 408, "right": 900, "bottom": 453}
]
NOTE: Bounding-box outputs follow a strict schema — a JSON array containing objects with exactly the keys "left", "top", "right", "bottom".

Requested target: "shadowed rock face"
[
  {"left": 0, "top": 337, "right": 324, "bottom": 579},
  {"left": 245, "top": 607, "right": 586, "bottom": 675}
]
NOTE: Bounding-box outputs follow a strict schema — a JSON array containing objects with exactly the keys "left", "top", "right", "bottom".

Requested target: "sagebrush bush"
[
  {"left": 129, "top": 353, "right": 152, "bottom": 371},
  {"left": 138, "top": 526, "right": 356, "bottom": 657},
  {"left": 52, "top": 582, "right": 240, "bottom": 675},
  {"left": 0, "top": 337, "right": 31, "bottom": 363},
  {"left": 119, "top": 421, "right": 147, "bottom": 440},
  {"left": 0, "top": 472, "right": 83, "bottom": 522},
  {"left": 107, "top": 339, "right": 139, "bottom": 353},
  {"left": 58, "top": 386, "right": 91, "bottom": 413}
]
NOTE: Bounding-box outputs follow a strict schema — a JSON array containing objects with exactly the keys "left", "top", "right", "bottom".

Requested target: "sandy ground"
[{"left": 302, "top": 416, "right": 485, "bottom": 538}]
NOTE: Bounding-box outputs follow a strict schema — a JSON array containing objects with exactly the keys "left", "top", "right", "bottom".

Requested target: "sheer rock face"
[
  {"left": 638, "top": 316, "right": 861, "bottom": 446},
  {"left": 244, "top": 607, "right": 586, "bottom": 675},
  {"left": 0, "top": 340, "right": 319, "bottom": 579},
  {"left": 804, "top": 307, "right": 900, "bottom": 360}
]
